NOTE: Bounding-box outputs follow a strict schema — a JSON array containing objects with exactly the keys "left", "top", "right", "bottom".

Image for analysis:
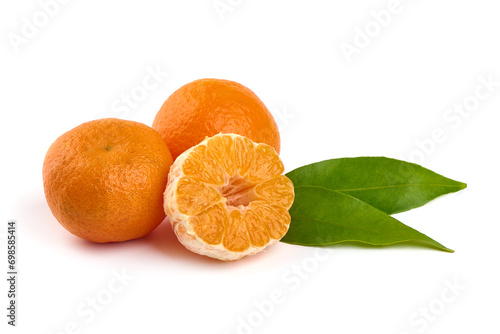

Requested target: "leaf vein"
[
  {"left": 291, "top": 216, "right": 379, "bottom": 234},
  {"left": 331, "top": 183, "right": 463, "bottom": 192}
]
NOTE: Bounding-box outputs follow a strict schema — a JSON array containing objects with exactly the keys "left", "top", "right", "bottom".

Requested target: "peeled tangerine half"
[{"left": 164, "top": 133, "right": 295, "bottom": 261}]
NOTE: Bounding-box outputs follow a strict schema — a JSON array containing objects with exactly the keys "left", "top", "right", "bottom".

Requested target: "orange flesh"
[{"left": 174, "top": 135, "right": 293, "bottom": 253}]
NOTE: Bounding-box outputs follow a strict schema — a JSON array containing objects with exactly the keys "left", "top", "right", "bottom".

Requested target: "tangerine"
[
  {"left": 164, "top": 133, "right": 294, "bottom": 261},
  {"left": 152, "top": 78, "right": 280, "bottom": 160},
  {"left": 42, "top": 118, "right": 173, "bottom": 243}
]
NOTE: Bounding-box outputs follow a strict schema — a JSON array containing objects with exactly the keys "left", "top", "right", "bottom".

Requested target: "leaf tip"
[{"left": 442, "top": 247, "right": 455, "bottom": 253}]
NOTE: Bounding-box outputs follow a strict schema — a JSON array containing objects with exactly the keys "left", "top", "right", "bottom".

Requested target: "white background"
[{"left": 1, "top": 0, "right": 499, "bottom": 333}]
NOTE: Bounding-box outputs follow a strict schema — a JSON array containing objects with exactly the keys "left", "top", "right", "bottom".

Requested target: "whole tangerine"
[
  {"left": 152, "top": 78, "right": 280, "bottom": 160},
  {"left": 42, "top": 118, "right": 173, "bottom": 243}
]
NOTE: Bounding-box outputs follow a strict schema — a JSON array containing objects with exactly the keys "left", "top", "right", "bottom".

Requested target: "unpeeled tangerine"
[{"left": 164, "top": 133, "right": 294, "bottom": 261}]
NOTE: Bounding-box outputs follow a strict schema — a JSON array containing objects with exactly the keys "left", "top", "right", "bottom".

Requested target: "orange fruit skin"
[
  {"left": 152, "top": 78, "right": 280, "bottom": 160},
  {"left": 42, "top": 118, "right": 173, "bottom": 243}
]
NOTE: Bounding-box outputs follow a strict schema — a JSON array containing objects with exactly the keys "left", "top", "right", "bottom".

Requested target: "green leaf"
[
  {"left": 281, "top": 186, "right": 453, "bottom": 252},
  {"left": 286, "top": 157, "right": 466, "bottom": 215}
]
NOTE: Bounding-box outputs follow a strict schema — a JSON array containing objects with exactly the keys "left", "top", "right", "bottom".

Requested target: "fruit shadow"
[
  {"left": 145, "top": 217, "right": 282, "bottom": 267},
  {"left": 27, "top": 193, "right": 289, "bottom": 266},
  {"left": 144, "top": 217, "right": 230, "bottom": 266}
]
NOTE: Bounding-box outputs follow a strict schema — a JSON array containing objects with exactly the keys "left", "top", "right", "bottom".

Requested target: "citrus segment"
[
  {"left": 207, "top": 134, "right": 236, "bottom": 176},
  {"left": 182, "top": 145, "right": 225, "bottom": 185},
  {"left": 254, "top": 175, "right": 295, "bottom": 209},
  {"left": 222, "top": 210, "right": 250, "bottom": 252},
  {"left": 244, "top": 208, "right": 270, "bottom": 247},
  {"left": 164, "top": 133, "right": 295, "bottom": 261},
  {"left": 246, "top": 144, "right": 284, "bottom": 183},
  {"left": 190, "top": 203, "right": 227, "bottom": 245},
  {"left": 233, "top": 136, "right": 256, "bottom": 178},
  {"left": 175, "top": 177, "right": 221, "bottom": 215},
  {"left": 250, "top": 201, "right": 291, "bottom": 240}
]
